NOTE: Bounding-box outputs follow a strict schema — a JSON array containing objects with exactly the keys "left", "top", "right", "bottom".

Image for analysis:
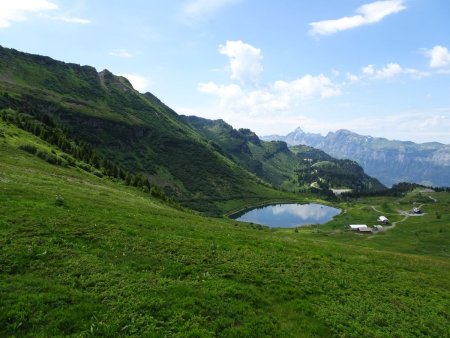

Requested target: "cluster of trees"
[
  {"left": 341, "top": 182, "right": 437, "bottom": 198},
  {"left": 433, "top": 186, "right": 450, "bottom": 192},
  {"left": 0, "top": 103, "right": 172, "bottom": 203},
  {"left": 295, "top": 158, "right": 381, "bottom": 201},
  {"left": 310, "top": 185, "right": 337, "bottom": 201}
]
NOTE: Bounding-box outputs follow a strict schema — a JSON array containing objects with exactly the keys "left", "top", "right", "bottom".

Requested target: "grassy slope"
[
  {"left": 182, "top": 116, "right": 299, "bottom": 189},
  {"left": 291, "top": 145, "right": 385, "bottom": 191},
  {"left": 1, "top": 122, "right": 449, "bottom": 337},
  {"left": 182, "top": 116, "right": 385, "bottom": 193},
  {"left": 0, "top": 46, "right": 292, "bottom": 215},
  {"left": 312, "top": 192, "right": 450, "bottom": 258}
]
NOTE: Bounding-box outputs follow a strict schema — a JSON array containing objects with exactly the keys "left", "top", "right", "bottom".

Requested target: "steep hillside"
[
  {"left": 292, "top": 145, "right": 385, "bottom": 192},
  {"left": 0, "top": 45, "right": 287, "bottom": 214},
  {"left": 1, "top": 120, "right": 449, "bottom": 337},
  {"left": 182, "top": 116, "right": 299, "bottom": 189},
  {"left": 183, "top": 116, "right": 384, "bottom": 194},
  {"left": 262, "top": 127, "right": 450, "bottom": 187}
]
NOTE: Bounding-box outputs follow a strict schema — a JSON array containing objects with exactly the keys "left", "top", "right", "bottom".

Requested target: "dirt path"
[
  {"left": 428, "top": 195, "right": 438, "bottom": 203},
  {"left": 387, "top": 215, "right": 409, "bottom": 230},
  {"left": 370, "top": 206, "right": 397, "bottom": 215},
  {"left": 372, "top": 195, "right": 437, "bottom": 232}
]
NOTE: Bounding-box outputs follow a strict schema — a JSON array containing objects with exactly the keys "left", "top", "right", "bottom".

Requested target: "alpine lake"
[{"left": 231, "top": 203, "right": 341, "bottom": 228}]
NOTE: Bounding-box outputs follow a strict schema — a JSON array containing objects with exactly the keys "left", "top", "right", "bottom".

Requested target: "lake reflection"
[{"left": 232, "top": 203, "right": 341, "bottom": 228}]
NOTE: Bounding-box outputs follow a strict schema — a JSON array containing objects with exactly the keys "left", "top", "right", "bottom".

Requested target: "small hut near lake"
[
  {"left": 356, "top": 226, "right": 373, "bottom": 233},
  {"left": 348, "top": 224, "right": 372, "bottom": 232}
]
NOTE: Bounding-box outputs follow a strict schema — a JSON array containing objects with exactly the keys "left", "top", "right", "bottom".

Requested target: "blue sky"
[{"left": 1, "top": 0, "right": 450, "bottom": 143}]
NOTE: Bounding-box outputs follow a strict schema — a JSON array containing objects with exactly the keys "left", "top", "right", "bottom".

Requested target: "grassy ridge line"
[{"left": 1, "top": 122, "right": 449, "bottom": 337}]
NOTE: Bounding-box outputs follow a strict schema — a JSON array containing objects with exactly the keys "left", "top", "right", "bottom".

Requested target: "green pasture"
[{"left": 1, "top": 122, "right": 449, "bottom": 337}]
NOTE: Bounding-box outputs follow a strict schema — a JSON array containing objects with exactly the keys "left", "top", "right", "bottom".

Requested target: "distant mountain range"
[{"left": 262, "top": 127, "right": 450, "bottom": 187}]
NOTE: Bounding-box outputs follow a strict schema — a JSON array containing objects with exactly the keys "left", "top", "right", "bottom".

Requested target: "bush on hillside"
[
  {"left": 54, "top": 195, "right": 66, "bottom": 207},
  {"left": 18, "top": 144, "right": 37, "bottom": 154}
]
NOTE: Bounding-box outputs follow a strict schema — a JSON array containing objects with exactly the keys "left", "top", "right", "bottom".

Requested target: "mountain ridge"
[
  {"left": 262, "top": 127, "right": 450, "bottom": 187},
  {"left": 0, "top": 44, "right": 290, "bottom": 214},
  {"left": 182, "top": 115, "right": 385, "bottom": 194}
]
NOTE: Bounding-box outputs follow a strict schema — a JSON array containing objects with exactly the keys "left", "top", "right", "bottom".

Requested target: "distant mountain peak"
[
  {"left": 143, "top": 92, "right": 163, "bottom": 105},
  {"left": 333, "top": 129, "right": 355, "bottom": 136},
  {"left": 262, "top": 126, "right": 450, "bottom": 187},
  {"left": 334, "top": 129, "right": 351, "bottom": 133},
  {"left": 261, "top": 126, "right": 323, "bottom": 147}
]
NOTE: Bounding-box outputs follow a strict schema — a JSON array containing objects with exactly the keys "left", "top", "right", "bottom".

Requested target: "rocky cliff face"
[{"left": 262, "top": 128, "right": 450, "bottom": 187}]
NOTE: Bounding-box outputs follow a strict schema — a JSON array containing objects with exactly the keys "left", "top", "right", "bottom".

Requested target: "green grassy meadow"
[
  {"left": 311, "top": 191, "right": 450, "bottom": 258},
  {"left": 1, "top": 121, "right": 450, "bottom": 337}
]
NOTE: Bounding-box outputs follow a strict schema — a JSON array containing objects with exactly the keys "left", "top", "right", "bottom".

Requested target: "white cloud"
[
  {"left": 54, "top": 16, "right": 90, "bottom": 24},
  {"left": 219, "top": 40, "right": 263, "bottom": 85},
  {"left": 362, "top": 64, "right": 375, "bottom": 76},
  {"left": 425, "top": 45, "right": 450, "bottom": 69},
  {"left": 359, "top": 63, "right": 428, "bottom": 80},
  {"left": 373, "top": 112, "right": 450, "bottom": 143},
  {"left": 178, "top": 100, "right": 314, "bottom": 138},
  {"left": 119, "top": 74, "right": 152, "bottom": 92},
  {"left": 331, "top": 69, "right": 340, "bottom": 77},
  {"left": 194, "top": 40, "right": 445, "bottom": 143},
  {"left": 198, "top": 41, "right": 340, "bottom": 123},
  {"left": 181, "top": 0, "right": 241, "bottom": 20},
  {"left": 198, "top": 74, "right": 340, "bottom": 118},
  {"left": 0, "top": 0, "right": 91, "bottom": 28},
  {"left": 274, "top": 75, "right": 341, "bottom": 99},
  {"left": 309, "top": 0, "right": 406, "bottom": 36},
  {"left": 373, "top": 63, "right": 404, "bottom": 78},
  {"left": 109, "top": 49, "right": 134, "bottom": 58},
  {"left": 346, "top": 72, "right": 360, "bottom": 83},
  {"left": 198, "top": 83, "right": 283, "bottom": 116},
  {"left": 0, "top": 0, "right": 57, "bottom": 28}
]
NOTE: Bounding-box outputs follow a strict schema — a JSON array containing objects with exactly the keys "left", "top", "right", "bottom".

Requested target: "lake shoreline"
[
  {"left": 230, "top": 202, "right": 342, "bottom": 228},
  {"left": 226, "top": 199, "right": 308, "bottom": 219}
]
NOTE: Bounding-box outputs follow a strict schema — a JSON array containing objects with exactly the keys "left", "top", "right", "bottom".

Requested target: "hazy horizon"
[{"left": 257, "top": 125, "right": 449, "bottom": 145}]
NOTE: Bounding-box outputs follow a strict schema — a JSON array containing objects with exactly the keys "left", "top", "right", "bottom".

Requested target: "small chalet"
[
  {"left": 413, "top": 207, "right": 422, "bottom": 214},
  {"left": 348, "top": 224, "right": 366, "bottom": 230},
  {"left": 377, "top": 216, "right": 389, "bottom": 224},
  {"left": 357, "top": 227, "right": 373, "bottom": 233},
  {"left": 348, "top": 224, "right": 372, "bottom": 233}
]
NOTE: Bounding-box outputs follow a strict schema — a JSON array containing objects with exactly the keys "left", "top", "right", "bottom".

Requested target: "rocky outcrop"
[{"left": 99, "top": 69, "right": 133, "bottom": 92}]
